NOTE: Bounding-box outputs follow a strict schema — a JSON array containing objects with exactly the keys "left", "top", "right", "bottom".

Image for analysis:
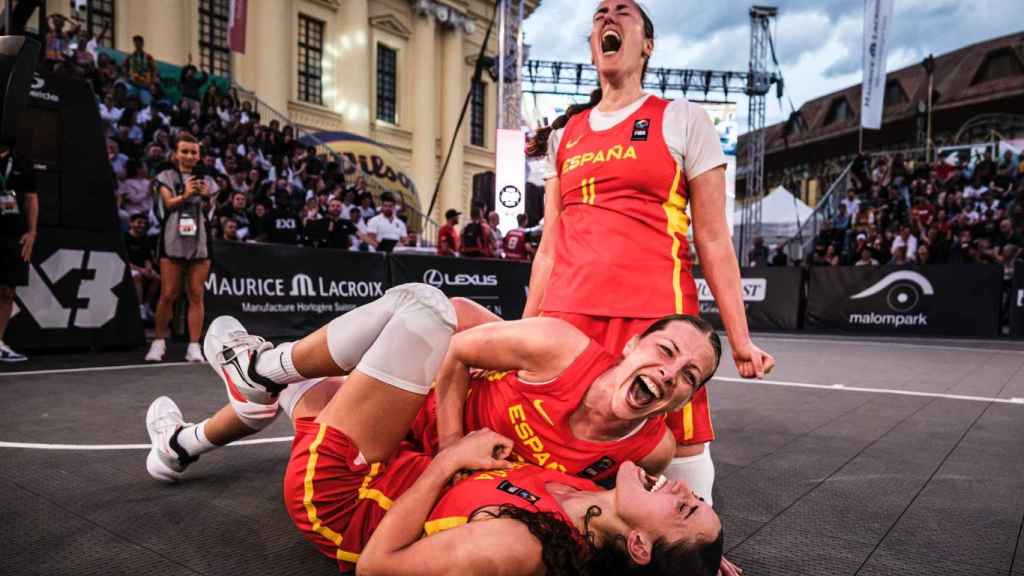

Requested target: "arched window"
[{"left": 824, "top": 97, "right": 852, "bottom": 125}]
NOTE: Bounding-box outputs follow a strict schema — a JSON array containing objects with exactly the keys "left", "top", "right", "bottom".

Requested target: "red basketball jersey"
[
  {"left": 461, "top": 341, "right": 667, "bottom": 483},
  {"left": 544, "top": 95, "right": 698, "bottom": 318},
  {"left": 424, "top": 464, "right": 599, "bottom": 536}
]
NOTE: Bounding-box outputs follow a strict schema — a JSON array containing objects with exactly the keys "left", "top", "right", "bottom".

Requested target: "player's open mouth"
[
  {"left": 628, "top": 374, "right": 662, "bottom": 409},
  {"left": 601, "top": 30, "right": 622, "bottom": 55},
  {"left": 638, "top": 467, "right": 668, "bottom": 492}
]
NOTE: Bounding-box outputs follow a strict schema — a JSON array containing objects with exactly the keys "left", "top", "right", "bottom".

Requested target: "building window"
[
  {"left": 971, "top": 48, "right": 1024, "bottom": 85},
  {"left": 70, "top": 0, "right": 115, "bottom": 49},
  {"left": 298, "top": 15, "right": 324, "bottom": 105},
  {"left": 884, "top": 80, "right": 908, "bottom": 107},
  {"left": 376, "top": 43, "right": 397, "bottom": 124},
  {"left": 824, "top": 97, "right": 852, "bottom": 126},
  {"left": 199, "top": 0, "right": 232, "bottom": 77},
  {"left": 470, "top": 80, "right": 486, "bottom": 147}
]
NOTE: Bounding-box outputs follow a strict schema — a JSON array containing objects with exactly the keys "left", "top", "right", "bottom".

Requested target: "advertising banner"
[
  {"left": 389, "top": 253, "right": 531, "bottom": 320},
  {"left": 806, "top": 265, "right": 1002, "bottom": 337},
  {"left": 9, "top": 228, "right": 144, "bottom": 351},
  {"left": 495, "top": 128, "right": 527, "bottom": 235},
  {"left": 1011, "top": 261, "right": 1024, "bottom": 339},
  {"left": 205, "top": 241, "right": 389, "bottom": 340},
  {"left": 861, "top": 0, "right": 894, "bottom": 129},
  {"left": 694, "top": 267, "right": 803, "bottom": 331}
]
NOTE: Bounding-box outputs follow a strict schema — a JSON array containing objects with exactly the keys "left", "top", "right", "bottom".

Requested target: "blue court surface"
[{"left": 1, "top": 334, "right": 1023, "bottom": 575}]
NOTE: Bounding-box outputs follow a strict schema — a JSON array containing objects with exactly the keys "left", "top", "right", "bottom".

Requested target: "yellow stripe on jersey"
[
  {"left": 303, "top": 424, "right": 346, "bottom": 549},
  {"left": 424, "top": 516, "right": 469, "bottom": 535},
  {"left": 660, "top": 166, "right": 689, "bottom": 314},
  {"left": 682, "top": 401, "right": 694, "bottom": 441},
  {"left": 358, "top": 462, "right": 393, "bottom": 511}
]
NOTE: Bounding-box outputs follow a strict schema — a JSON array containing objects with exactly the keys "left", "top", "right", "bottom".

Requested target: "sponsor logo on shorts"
[
  {"left": 422, "top": 269, "right": 498, "bottom": 288},
  {"left": 847, "top": 271, "right": 934, "bottom": 327}
]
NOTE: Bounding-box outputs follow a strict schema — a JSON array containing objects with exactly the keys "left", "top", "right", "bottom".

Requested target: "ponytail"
[{"left": 527, "top": 87, "right": 603, "bottom": 158}]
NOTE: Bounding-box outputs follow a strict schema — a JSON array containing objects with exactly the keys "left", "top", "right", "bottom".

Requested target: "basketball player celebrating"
[
  {"left": 525, "top": 0, "right": 775, "bottom": 511},
  {"left": 150, "top": 284, "right": 723, "bottom": 575}
]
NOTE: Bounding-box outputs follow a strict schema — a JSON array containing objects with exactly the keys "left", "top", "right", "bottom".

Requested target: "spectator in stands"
[
  {"left": 769, "top": 243, "right": 788, "bottom": 267},
  {"left": 365, "top": 192, "right": 406, "bottom": 253},
  {"left": 117, "top": 160, "right": 152, "bottom": 230},
  {"left": 747, "top": 236, "right": 769, "bottom": 267},
  {"left": 357, "top": 192, "right": 377, "bottom": 222},
  {"left": 891, "top": 225, "right": 918, "bottom": 262},
  {"left": 108, "top": 139, "right": 129, "bottom": 180},
  {"left": 437, "top": 209, "right": 461, "bottom": 257},
  {"left": 301, "top": 197, "right": 322, "bottom": 227},
  {"left": 124, "top": 35, "right": 158, "bottom": 106},
  {"left": 247, "top": 202, "right": 271, "bottom": 243},
  {"left": 348, "top": 207, "right": 369, "bottom": 251},
  {"left": 487, "top": 211, "right": 504, "bottom": 257},
  {"left": 267, "top": 200, "right": 302, "bottom": 246},
  {"left": 306, "top": 198, "right": 354, "bottom": 250},
  {"left": 147, "top": 132, "right": 214, "bottom": 364},
  {"left": 889, "top": 246, "right": 909, "bottom": 267},
  {"left": 217, "top": 192, "right": 251, "bottom": 240},
  {"left": 179, "top": 55, "right": 208, "bottom": 113},
  {"left": 842, "top": 189, "right": 860, "bottom": 218},
  {"left": 459, "top": 204, "right": 493, "bottom": 259},
  {"left": 218, "top": 217, "right": 237, "bottom": 239},
  {"left": 855, "top": 248, "right": 879, "bottom": 267},
  {"left": 502, "top": 214, "right": 533, "bottom": 261},
  {"left": 916, "top": 244, "right": 931, "bottom": 265}
]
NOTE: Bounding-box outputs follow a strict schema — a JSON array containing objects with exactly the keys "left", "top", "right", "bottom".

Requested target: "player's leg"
[{"left": 209, "top": 283, "right": 456, "bottom": 463}]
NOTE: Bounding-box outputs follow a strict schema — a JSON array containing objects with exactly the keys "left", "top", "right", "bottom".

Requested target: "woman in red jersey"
[
  {"left": 524, "top": 0, "right": 775, "bottom": 510},
  {"left": 168, "top": 284, "right": 724, "bottom": 575}
]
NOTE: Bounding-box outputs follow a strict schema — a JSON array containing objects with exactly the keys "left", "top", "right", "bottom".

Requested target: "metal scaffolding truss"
[{"left": 522, "top": 60, "right": 775, "bottom": 102}]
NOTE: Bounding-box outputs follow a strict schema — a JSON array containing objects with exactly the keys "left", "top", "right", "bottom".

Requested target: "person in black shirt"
[
  {"left": 124, "top": 213, "right": 159, "bottom": 321},
  {"left": 305, "top": 198, "right": 356, "bottom": 249},
  {"left": 268, "top": 205, "right": 302, "bottom": 245},
  {"left": 0, "top": 145, "right": 38, "bottom": 362},
  {"left": 247, "top": 202, "right": 271, "bottom": 243}
]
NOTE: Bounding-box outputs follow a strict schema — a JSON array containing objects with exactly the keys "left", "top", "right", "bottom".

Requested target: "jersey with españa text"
[
  {"left": 462, "top": 341, "right": 667, "bottom": 483},
  {"left": 424, "top": 463, "right": 599, "bottom": 536},
  {"left": 545, "top": 95, "right": 698, "bottom": 318}
]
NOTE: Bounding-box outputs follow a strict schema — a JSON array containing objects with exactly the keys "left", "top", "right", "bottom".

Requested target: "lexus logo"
[
  {"left": 423, "top": 269, "right": 444, "bottom": 288},
  {"left": 851, "top": 271, "right": 934, "bottom": 313}
]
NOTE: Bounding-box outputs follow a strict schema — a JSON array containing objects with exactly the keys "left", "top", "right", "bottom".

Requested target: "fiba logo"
[
  {"left": 291, "top": 274, "right": 316, "bottom": 297},
  {"left": 499, "top": 185, "right": 522, "bottom": 209},
  {"left": 848, "top": 271, "right": 933, "bottom": 327}
]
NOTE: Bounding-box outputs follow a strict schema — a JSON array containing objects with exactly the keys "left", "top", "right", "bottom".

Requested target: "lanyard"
[{"left": 0, "top": 156, "right": 14, "bottom": 194}]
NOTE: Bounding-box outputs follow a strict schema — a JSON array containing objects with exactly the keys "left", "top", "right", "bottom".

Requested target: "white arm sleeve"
[
  {"left": 542, "top": 127, "right": 564, "bottom": 181},
  {"left": 663, "top": 443, "right": 715, "bottom": 506},
  {"left": 663, "top": 99, "right": 728, "bottom": 181}
]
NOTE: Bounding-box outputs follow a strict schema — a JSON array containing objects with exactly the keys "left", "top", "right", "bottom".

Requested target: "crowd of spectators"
[
  {"left": 752, "top": 149, "right": 1024, "bottom": 279},
  {"left": 40, "top": 25, "right": 535, "bottom": 320}
]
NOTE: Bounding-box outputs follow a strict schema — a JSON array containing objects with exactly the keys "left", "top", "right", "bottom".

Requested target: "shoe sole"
[{"left": 0, "top": 357, "right": 27, "bottom": 363}]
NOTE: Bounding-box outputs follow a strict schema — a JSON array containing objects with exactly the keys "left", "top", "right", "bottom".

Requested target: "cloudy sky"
[{"left": 522, "top": 0, "right": 1024, "bottom": 132}]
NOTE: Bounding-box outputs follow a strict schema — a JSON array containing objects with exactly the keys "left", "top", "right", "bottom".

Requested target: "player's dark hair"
[
  {"left": 475, "top": 503, "right": 722, "bottom": 576},
  {"left": 640, "top": 314, "right": 722, "bottom": 386},
  {"left": 526, "top": 1, "right": 654, "bottom": 158}
]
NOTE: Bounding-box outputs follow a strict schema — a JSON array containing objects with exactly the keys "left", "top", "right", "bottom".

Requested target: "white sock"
[
  {"left": 176, "top": 419, "right": 218, "bottom": 455},
  {"left": 255, "top": 342, "right": 305, "bottom": 385}
]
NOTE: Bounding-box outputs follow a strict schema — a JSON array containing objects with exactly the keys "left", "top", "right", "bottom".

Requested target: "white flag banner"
[
  {"left": 861, "top": 0, "right": 894, "bottom": 130},
  {"left": 495, "top": 129, "right": 526, "bottom": 235}
]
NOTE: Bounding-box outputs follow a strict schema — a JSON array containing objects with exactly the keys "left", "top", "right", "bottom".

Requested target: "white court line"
[
  {"left": 0, "top": 362, "right": 195, "bottom": 377},
  {"left": 715, "top": 376, "right": 1024, "bottom": 405},
  {"left": 750, "top": 335, "right": 1024, "bottom": 355},
  {"left": 0, "top": 436, "right": 293, "bottom": 451}
]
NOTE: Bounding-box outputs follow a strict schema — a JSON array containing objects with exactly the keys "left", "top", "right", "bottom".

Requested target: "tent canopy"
[{"left": 733, "top": 186, "right": 814, "bottom": 243}]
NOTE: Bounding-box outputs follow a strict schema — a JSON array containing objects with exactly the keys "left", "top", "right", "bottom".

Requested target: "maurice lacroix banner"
[
  {"left": 694, "top": 267, "right": 803, "bottom": 331},
  {"left": 806, "top": 265, "right": 1002, "bottom": 337},
  {"left": 9, "top": 228, "right": 144, "bottom": 351},
  {"left": 389, "top": 253, "right": 531, "bottom": 320},
  {"left": 205, "top": 241, "right": 388, "bottom": 339}
]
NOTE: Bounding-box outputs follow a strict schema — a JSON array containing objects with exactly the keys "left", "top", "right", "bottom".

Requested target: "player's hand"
[
  {"left": 718, "top": 556, "right": 743, "bottom": 576},
  {"left": 436, "top": 428, "right": 513, "bottom": 478},
  {"left": 731, "top": 338, "right": 774, "bottom": 379},
  {"left": 19, "top": 232, "right": 35, "bottom": 262}
]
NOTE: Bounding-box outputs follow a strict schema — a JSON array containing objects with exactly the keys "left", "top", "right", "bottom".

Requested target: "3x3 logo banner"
[
  {"left": 9, "top": 228, "right": 144, "bottom": 351},
  {"left": 1012, "top": 262, "right": 1024, "bottom": 340},
  {"left": 805, "top": 265, "right": 1003, "bottom": 337}
]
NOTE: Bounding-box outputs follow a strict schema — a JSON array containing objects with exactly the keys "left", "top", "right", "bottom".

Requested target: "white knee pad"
[
  {"left": 277, "top": 378, "right": 326, "bottom": 420},
  {"left": 228, "top": 394, "right": 281, "bottom": 431},
  {"left": 664, "top": 443, "right": 715, "bottom": 506},
  {"left": 326, "top": 283, "right": 456, "bottom": 396}
]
